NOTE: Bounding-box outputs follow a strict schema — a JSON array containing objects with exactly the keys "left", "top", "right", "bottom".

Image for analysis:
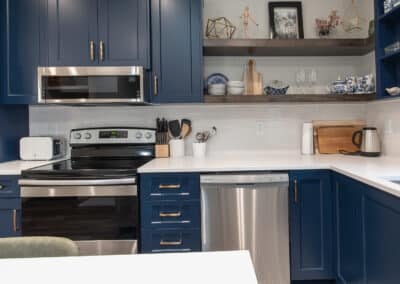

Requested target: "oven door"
[
  {"left": 19, "top": 178, "right": 138, "bottom": 256},
  {"left": 38, "top": 67, "right": 144, "bottom": 104}
]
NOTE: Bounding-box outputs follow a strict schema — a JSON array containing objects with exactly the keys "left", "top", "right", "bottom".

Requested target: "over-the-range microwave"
[{"left": 38, "top": 66, "right": 146, "bottom": 104}]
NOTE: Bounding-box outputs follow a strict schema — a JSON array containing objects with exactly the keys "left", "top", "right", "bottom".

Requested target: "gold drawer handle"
[
  {"left": 160, "top": 240, "right": 182, "bottom": 246},
  {"left": 159, "top": 211, "right": 182, "bottom": 218},
  {"left": 159, "top": 184, "right": 181, "bottom": 190},
  {"left": 13, "top": 209, "right": 19, "bottom": 232},
  {"left": 294, "top": 180, "right": 298, "bottom": 203}
]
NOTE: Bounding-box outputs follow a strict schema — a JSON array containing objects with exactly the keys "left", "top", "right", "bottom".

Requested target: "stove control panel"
[{"left": 70, "top": 128, "right": 156, "bottom": 145}]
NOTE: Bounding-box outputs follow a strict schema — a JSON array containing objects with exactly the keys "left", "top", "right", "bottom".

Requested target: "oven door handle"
[
  {"left": 18, "top": 178, "right": 136, "bottom": 187},
  {"left": 20, "top": 184, "right": 137, "bottom": 198}
]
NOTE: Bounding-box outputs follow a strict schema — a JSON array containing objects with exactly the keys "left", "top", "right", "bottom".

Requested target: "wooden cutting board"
[
  {"left": 313, "top": 120, "right": 366, "bottom": 154},
  {"left": 243, "top": 59, "right": 263, "bottom": 95}
]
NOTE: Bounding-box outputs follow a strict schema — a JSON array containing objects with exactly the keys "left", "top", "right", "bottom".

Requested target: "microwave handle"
[{"left": 153, "top": 73, "right": 159, "bottom": 96}]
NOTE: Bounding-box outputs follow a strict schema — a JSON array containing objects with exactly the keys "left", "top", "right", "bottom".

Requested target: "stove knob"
[
  {"left": 145, "top": 132, "right": 153, "bottom": 139},
  {"left": 73, "top": 133, "right": 82, "bottom": 140},
  {"left": 84, "top": 133, "right": 92, "bottom": 140},
  {"left": 135, "top": 132, "right": 143, "bottom": 139}
]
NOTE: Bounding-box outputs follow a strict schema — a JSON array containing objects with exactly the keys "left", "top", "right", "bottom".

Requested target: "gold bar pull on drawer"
[
  {"left": 159, "top": 184, "right": 181, "bottom": 190},
  {"left": 160, "top": 239, "right": 182, "bottom": 246},
  {"left": 159, "top": 211, "right": 182, "bottom": 218},
  {"left": 13, "top": 209, "right": 19, "bottom": 232}
]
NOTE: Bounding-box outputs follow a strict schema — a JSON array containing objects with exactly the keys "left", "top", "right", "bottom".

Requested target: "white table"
[{"left": 0, "top": 251, "right": 257, "bottom": 284}]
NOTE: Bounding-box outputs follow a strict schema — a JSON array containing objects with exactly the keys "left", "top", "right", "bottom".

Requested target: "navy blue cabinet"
[
  {"left": 289, "top": 170, "right": 334, "bottom": 281},
  {"left": 48, "top": 0, "right": 149, "bottom": 67},
  {"left": 363, "top": 185, "right": 400, "bottom": 284},
  {"left": 333, "top": 173, "right": 365, "bottom": 284},
  {"left": 150, "top": 0, "right": 203, "bottom": 103},
  {"left": 0, "top": 176, "right": 21, "bottom": 237},
  {"left": 140, "top": 173, "right": 201, "bottom": 253},
  {"left": 0, "top": 0, "right": 47, "bottom": 104}
]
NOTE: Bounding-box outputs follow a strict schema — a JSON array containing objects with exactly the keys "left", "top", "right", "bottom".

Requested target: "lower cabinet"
[
  {"left": 289, "top": 170, "right": 334, "bottom": 281},
  {"left": 0, "top": 176, "right": 22, "bottom": 237},
  {"left": 139, "top": 173, "right": 201, "bottom": 253},
  {"left": 333, "top": 173, "right": 400, "bottom": 284}
]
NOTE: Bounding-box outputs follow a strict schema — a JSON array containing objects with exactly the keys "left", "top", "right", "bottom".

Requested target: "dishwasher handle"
[{"left": 200, "top": 173, "right": 289, "bottom": 185}]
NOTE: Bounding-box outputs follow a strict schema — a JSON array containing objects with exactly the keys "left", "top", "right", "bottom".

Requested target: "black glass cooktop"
[{"left": 21, "top": 158, "right": 152, "bottom": 180}]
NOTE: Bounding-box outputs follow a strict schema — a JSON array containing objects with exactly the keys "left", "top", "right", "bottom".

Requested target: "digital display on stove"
[{"left": 99, "top": 131, "right": 128, "bottom": 139}]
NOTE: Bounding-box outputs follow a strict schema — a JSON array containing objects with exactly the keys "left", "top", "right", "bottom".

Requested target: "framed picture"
[{"left": 269, "top": 2, "right": 304, "bottom": 39}]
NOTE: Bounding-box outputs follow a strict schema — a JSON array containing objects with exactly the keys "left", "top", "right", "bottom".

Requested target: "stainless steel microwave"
[{"left": 38, "top": 67, "right": 145, "bottom": 104}]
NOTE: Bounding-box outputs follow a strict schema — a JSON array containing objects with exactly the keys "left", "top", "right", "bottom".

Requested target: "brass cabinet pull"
[
  {"left": 294, "top": 180, "right": 298, "bottom": 203},
  {"left": 89, "top": 40, "right": 95, "bottom": 61},
  {"left": 99, "top": 40, "right": 105, "bottom": 61},
  {"left": 159, "top": 211, "right": 182, "bottom": 218},
  {"left": 160, "top": 240, "right": 182, "bottom": 246},
  {"left": 159, "top": 184, "right": 181, "bottom": 190},
  {"left": 154, "top": 74, "right": 158, "bottom": 96},
  {"left": 12, "top": 209, "right": 19, "bottom": 232}
]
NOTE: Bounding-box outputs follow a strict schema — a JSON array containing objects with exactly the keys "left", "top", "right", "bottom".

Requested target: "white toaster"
[{"left": 20, "top": 137, "right": 66, "bottom": 161}]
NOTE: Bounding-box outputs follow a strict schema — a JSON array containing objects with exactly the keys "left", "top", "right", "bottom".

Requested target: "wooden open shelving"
[
  {"left": 204, "top": 93, "right": 376, "bottom": 103},
  {"left": 203, "top": 37, "right": 375, "bottom": 57}
]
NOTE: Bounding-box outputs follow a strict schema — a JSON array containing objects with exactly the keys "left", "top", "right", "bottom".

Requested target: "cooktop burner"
[{"left": 21, "top": 158, "right": 152, "bottom": 180}]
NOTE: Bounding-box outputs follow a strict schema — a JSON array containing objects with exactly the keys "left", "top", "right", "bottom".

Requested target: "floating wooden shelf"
[
  {"left": 379, "top": 5, "right": 400, "bottom": 23},
  {"left": 204, "top": 93, "right": 376, "bottom": 103},
  {"left": 203, "top": 37, "right": 375, "bottom": 57}
]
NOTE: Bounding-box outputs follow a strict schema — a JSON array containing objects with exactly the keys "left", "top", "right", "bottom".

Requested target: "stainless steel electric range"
[{"left": 19, "top": 127, "right": 156, "bottom": 256}]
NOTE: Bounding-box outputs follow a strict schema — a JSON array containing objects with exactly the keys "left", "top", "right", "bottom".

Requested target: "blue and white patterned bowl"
[{"left": 264, "top": 80, "right": 289, "bottom": 96}]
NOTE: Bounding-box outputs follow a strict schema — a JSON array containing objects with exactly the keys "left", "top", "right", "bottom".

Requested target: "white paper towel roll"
[{"left": 302, "top": 123, "right": 314, "bottom": 155}]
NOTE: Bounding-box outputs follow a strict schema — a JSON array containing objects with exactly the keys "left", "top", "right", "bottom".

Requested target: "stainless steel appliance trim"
[
  {"left": 19, "top": 178, "right": 136, "bottom": 186},
  {"left": 200, "top": 173, "right": 290, "bottom": 284},
  {"left": 20, "top": 184, "right": 137, "bottom": 198},
  {"left": 37, "top": 66, "right": 144, "bottom": 104},
  {"left": 75, "top": 240, "right": 137, "bottom": 256},
  {"left": 200, "top": 173, "right": 289, "bottom": 184}
]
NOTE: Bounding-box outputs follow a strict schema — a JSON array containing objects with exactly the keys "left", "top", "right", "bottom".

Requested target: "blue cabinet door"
[
  {"left": 98, "top": 0, "right": 149, "bottom": 67},
  {"left": 0, "top": 0, "right": 47, "bottom": 104},
  {"left": 289, "top": 170, "right": 334, "bottom": 280},
  {"left": 363, "top": 186, "right": 400, "bottom": 284},
  {"left": 0, "top": 199, "right": 21, "bottom": 237},
  {"left": 150, "top": 0, "right": 203, "bottom": 103},
  {"left": 48, "top": 0, "right": 98, "bottom": 66},
  {"left": 333, "top": 173, "right": 365, "bottom": 284}
]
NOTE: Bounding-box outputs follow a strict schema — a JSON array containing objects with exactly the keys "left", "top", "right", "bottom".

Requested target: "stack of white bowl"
[
  {"left": 227, "top": 81, "right": 245, "bottom": 95},
  {"left": 208, "top": 84, "right": 226, "bottom": 96}
]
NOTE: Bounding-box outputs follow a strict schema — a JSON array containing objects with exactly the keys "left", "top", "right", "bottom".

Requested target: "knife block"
[{"left": 156, "top": 144, "right": 169, "bottom": 158}]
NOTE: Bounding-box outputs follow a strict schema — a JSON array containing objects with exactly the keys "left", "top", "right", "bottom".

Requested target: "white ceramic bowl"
[
  {"left": 208, "top": 88, "right": 226, "bottom": 96},
  {"left": 208, "top": 83, "right": 226, "bottom": 90},
  {"left": 227, "top": 87, "right": 245, "bottom": 95},
  {"left": 227, "top": 81, "right": 244, "bottom": 88}
]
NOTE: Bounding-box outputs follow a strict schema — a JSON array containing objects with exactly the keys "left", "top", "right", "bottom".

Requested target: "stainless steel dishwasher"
[{"left": 201, "top": 173, "right": 290, "bottom": 284}]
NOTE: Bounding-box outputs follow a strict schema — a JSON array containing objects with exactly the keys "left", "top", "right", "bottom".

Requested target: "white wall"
[
  {"left": 29, "top": 103, "right": 366, "bottom": 156},
  {"left": 367, "top": 99, "right": 400, "bottom": 157},
  {"left": 204, "top": 0, "right": 374, "bottom": 39}
]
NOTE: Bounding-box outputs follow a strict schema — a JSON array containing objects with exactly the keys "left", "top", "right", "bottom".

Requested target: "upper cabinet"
[
  {"left": 0, "top": 0, "right": 47, "bottom": 104},
  {"left": 48, "top": 0, "right": 150, "bottom": 67},
  {"left": 150, "top": 0, "right": 203, "bottom": 103}
]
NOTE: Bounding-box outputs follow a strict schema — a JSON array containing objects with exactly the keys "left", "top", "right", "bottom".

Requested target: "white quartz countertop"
[
  {"left": 0, "top": 160, "right": 60, "bottom": 176},
  {"left": 0, "top": 251, "right": 257, "bottom": 284},
  {"left": 138, "top": 153, "right": 400, "bottom": 199}
]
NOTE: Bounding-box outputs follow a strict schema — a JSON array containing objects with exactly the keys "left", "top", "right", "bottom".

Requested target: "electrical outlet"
[{"left": 256, "top": 121, "right": 265, "bottom": 136}]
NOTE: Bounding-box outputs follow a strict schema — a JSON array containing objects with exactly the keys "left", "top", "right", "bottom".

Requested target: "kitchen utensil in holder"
[
  {"left": 192, "top": 142, "right": 207, "bottom": 158},
  {"left": 169, "top": 139, "right": 185, "bottom": 158}
]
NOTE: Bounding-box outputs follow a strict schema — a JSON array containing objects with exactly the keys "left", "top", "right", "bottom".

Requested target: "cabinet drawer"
[
  {"left": 141, "top": 201, "right": 200, "bottom": 229},
  {"left": 0, "top": 177, "right": 20, "bottom": 198},
  {"left": 141, "top": 229, "right": 201, "bottom": 253},
  {"left": 140, "top": 174, "right": 200, "bottom": 201}
]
